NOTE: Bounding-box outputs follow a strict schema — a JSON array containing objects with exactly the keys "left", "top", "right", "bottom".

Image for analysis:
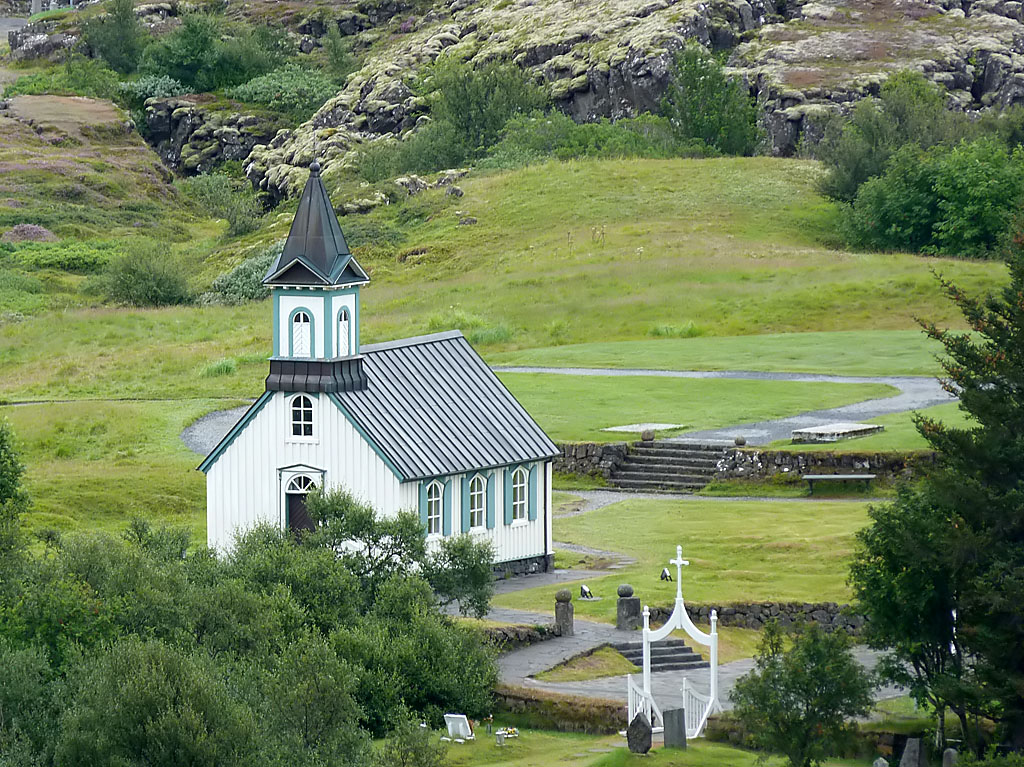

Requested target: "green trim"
[
  {"left": 272, "top": 293, "right": 280, "bottom": 356},
  {"left": 198, "top": 391, "right": 275, "bottom": 473},
  {"left": 274, "top": 287, "right": 330, "bottom": 297},
  {"left": 419, "top": 481, "right": 429, "bottom": 532},
  {"left": 443, "top": 477, "right": 452, "bottom": 536},
  {"left": 528, "top": 463, "right": 538, "bottom": 521},
  {"left": 486, "top": 472, "right": 495, "bottom": 529},
  {"left": 326, "top": 393, "right": 405, "bottom": 481},
  {"left": 352, "top": 287, "right": 361, "bottom": 355},
  {"left": 287, "top": 306, "right": 315, "bottom": 358}
]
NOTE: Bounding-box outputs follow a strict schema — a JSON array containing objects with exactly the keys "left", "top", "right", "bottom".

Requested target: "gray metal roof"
[
  {"left": 264, "top": 161, "right": 369, "bottom": 287},
  {"left": 333, "top": 331, "right": 558, "bottom": 481}
]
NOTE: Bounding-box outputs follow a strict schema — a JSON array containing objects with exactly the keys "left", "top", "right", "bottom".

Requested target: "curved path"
[{"left": 495, "top": 367, "right": 954, "bottom": 445}]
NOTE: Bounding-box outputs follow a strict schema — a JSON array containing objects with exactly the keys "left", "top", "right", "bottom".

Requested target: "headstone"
[
  {"left": 900, "top": 738, "right": 929, "bottom": 767},
  {"left": 873, "top": 759, "right": 889, "bottom": 767},
  {"left": 663, "top": 708, "right": 687, "bottom": 750},
  {"left": 616, "top": 584, "right": 642, "bottom": 631},
  {"left": 626, "top": 712, "right": 652, "bottom": 754},
  {"left": 942, "top": 748, "right": 958, "bottom": 767},
  {"left": 554, "top": 589, "right": 574, "bottom": 637}
]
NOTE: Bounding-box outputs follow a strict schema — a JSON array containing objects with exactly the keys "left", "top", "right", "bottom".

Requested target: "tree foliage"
[
  {"left": 82, "top": 0, "right": 147, "bottom": 74},
  {"left": 660, "top": 42, "right": 759, "bottom": 156},
  {"left": 0, "top": 420, "right": 28, "bottom": 568},
  {"left": 732, "top": 622, "right": 874, "bottom": 767}
]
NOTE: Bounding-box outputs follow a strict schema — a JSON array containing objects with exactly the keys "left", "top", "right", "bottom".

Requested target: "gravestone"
[
  {"left": 942, "top": 749, "right": 958, "bottom": 767},
  {"left": 554, "top": 589, "right": 574, "bottom": 637},
  {"left": 616, "top": 584, "right": 642, "bottom": 631},
  {"left": 873, "top": 759, "right": 889, "bottom": 767},
  {"left": 900, "top": 738, "right": 929, "bottom": 767},
  {"left": 663, "top": 708, "right": 687, "bottom": 750},
  {"left": 627, "top": 712, "right": 652, "bottom": 754}
]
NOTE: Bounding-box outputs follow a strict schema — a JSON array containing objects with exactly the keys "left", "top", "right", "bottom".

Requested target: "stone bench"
[{"left": 802, "top": 474, "right": 876, "bottom": 494}]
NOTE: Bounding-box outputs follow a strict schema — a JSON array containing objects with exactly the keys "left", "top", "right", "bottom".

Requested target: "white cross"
[{"left": 670, "top": 545, "right": 689, "bottom": 601}]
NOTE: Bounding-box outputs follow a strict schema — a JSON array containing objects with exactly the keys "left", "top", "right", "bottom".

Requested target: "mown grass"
[
  {"left": 442, "top": 726, "right": 870, "bottom": 767},
  {"left": 492, "top": 497, "right": 868, "bottom": 623},
  {"left": 498, "top": 373, "right": 895, "bottom": 442},
  {"left": 534, "top": 646, "right": 640, "bottom": 682},
  {"left": 491, "top": 330, "right": 947, "bottom": 377},
  {"left": 1, "top": 399, "right": 245, "bottom": 541}
]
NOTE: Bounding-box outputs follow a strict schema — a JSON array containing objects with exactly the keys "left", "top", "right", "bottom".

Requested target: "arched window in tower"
[
  {"left": 337, "top": 308, "right": 351, "bottom": 357},
  {"left": 291, "top": 395, "right": 314, "bottom": 437},
  {"left": 291, "top": 311, "right": 311, "bottom": 357}
]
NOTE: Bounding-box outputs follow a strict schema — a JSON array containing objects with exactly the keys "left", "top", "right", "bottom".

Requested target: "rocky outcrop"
[
  {"left": 8, "top": 21, "right": 75, "bottom": 62},
  {"left": 144, "top": 98, "right": 280, "bottom": 174}
]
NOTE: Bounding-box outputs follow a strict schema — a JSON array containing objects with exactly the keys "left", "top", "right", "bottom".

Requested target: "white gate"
[{"left": 625, "top": 545, "right": 722, "bottom": 739}]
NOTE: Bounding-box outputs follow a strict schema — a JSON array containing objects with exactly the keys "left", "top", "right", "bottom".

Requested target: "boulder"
[{"left": 627, "top": 712, "right": 652, "bottom": 754}]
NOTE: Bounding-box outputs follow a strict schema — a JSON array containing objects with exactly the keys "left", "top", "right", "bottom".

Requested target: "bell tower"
[{"left": 262, "top": 161, "right": 370, "bottom": 393}]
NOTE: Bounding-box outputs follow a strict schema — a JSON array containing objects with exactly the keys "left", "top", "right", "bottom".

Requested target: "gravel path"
[
  {"left": 495, "top": 367, "right": 954, "bottom": 445},
  {"left": 181, "top": 404, "right": 252, "bottom": 455}
]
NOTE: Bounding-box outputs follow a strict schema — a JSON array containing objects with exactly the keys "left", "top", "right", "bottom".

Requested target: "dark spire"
[{"left": 263, "top": 161, "right": 369, "bottom": 287}]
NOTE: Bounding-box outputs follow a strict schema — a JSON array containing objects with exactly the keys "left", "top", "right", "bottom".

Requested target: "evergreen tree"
[{"left": 82, "top": 0, "right": 147, "bottom": 75}]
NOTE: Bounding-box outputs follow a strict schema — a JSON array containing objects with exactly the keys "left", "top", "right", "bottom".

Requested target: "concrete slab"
[
  {"left": 602, "top": 423, "right": 685, "bottom": 433},
  {"left": 792, "top": 422, "right": 884, "bottom": 443}
]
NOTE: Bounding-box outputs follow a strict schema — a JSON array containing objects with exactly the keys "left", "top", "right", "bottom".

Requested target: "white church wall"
[
  {"left": 206, "top": 392, "right": 405, "bottom": 550},
  {"left": 327, "top": 293, "right": 358, "bottom": 357}
]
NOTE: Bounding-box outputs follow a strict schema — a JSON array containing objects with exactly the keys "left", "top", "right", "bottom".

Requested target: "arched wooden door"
[{"left": 285, "top": 475, "right": 317, "bottom": 533}]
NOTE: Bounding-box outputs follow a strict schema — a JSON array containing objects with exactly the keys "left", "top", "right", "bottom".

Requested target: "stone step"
[
  {"left": 613, "top": 471, "right": 710, "bottom": 484},
  {"left": 629, "top": 447, "right": 727, "bottom": 460},
  {"left": 618, "top": 649, "right": 702, "bottom": 663},
  {"left": 609, "top": 479, "right": 705, "bottom": 492},
  {"left": 622, "top": 454, "right": 720, "bottom": 469},
  {"left": 616, "top": 644, "right": 700, "bottom": 658},
  {"left": 616, "top": 463, "right": 717, "bottom": 477},
  {"left": 610, "top": 638, "right": 694, "bottom": 651}
]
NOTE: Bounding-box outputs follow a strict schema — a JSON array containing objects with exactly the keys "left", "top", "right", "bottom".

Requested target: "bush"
[
  {"left": 12, "top": 240, "right": 120, "bottom": 273},
  {"left": 844, "top": 137, "right": 1024, "bottom": 257},
  {"left": 140, "top": 14, "right": 284, "bottom": 92},
  {"left": 117, "top": 74, "right": 186, "bottom": 110},
  {"left": 817, "top": 71, "right": 969, "bottom": 202},
  {"left": 661, "top": 43, "right": 759, "bottom": 156},
  {"left": 228, "top": 64, "right": 337, "bottom": 122},
  {"left": 323, "top": 24, "right": 358, "bottom": 83},
  {"left": 178, "top": 173, "right": 261, "bottom": 236},
  {"left": 483, "top": 111, "right": 713, "bottom": 168},
  {"left": 82, "top": 0, "right": 147, "bottom": 74},
  {"left": 94, "top": 242, "right": 191, "bottom": 306},
  {"left": 209, "top": 242, "right": 280, "bottom": 303},
  {"left": 3, "top": 56, "right": 119, "bottom": 100}
]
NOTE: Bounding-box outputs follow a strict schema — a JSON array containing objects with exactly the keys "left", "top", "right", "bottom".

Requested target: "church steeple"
[
  {"left": 263, "top": 162, "right": 369, "bottom": 394},
  {"left": 263, "top": 161, "right": 370, "bottom": 288}
]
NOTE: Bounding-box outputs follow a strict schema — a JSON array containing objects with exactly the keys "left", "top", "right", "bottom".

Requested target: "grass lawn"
[
  {"left": 768, "top": 401, "right": 972, "bottom": 453},
  {"left": 499, "top": 373, "right": 896, "bottom": 442},
  {"left": 493, "top": 497, "right": 868, "bottom": 623},
  {"left": 492, "top": 330, "right": 948, "bottom": 377},
  {"left": 1, "top": 399, "right": 241, "bottom": 541},
  {"left": 535, "top": 646, "right": 639, "bottom": 682},
  {"left": 442, "top": 726, "right": 870, "bottom": 767}
]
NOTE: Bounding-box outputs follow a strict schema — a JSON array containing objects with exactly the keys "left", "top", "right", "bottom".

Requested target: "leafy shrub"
[
  {"left": 228, "top": 64, "right": 337, "bottom": 121},
  {"left": 93, "top": 242, "right": 191, "bottom": 306},
  {"left": 178, "top": 173, "right": 261, "bottom": 236},
  {"left": 844, "top": 138, "right": 1024, "bottom": 257},
  {"left": 323, "top": 25, "right": 358, "bottom": 82},
  {"left": 3, "top": 56, "right": 119, "bottom": 100},
  {"left": 483, "top": 112, "right": 713, "bottom": 168},
  {"left": 12, "top": 240, "right": 121, "bottom": 273},
  {"left": 140, "top": 14, "right": 284, "bottom": 92},
  {"left": 817, "top": 71, "right": 970, "bottom": 202},
  {"left": 117, "top": 74, "right": 186, "bottom": 110},
  {"left": 82, "top": 0, "right": 147, "bottom": 74},
  {"left": 208, "top": 241, "right": 281, "bottom": 303},
  {"left": 661, "top": 43, "right": 759, "bottom": 156}
]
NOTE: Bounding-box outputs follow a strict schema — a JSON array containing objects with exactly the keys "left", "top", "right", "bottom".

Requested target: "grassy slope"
[
  {"left": 492, "top": 330, "right": 947, "bottom": 377},
  {"left": 494, "top": 497, "right": 867, "bottom": 622},
  {"left": 498, "top": 374, "right": 894, "bottom": 441}
]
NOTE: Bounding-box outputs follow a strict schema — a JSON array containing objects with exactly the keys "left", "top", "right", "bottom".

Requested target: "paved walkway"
[{"left": 495, "top": 367, "right": 953, "bottom": 445}]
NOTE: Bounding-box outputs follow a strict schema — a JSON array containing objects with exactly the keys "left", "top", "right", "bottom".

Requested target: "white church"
[{"left": 199, "top": 161, "right": 558, "bottom": 574}]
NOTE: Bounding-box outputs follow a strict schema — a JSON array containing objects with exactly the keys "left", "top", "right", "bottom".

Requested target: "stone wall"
[
  {"left": 494, "top": 553, "right": 554, "bottom": 578},
  {"left": 554, "top": 442, "right": 628, "bottom": 478},
  {"left": 647, "top": 601, "right": 866, "bottom": 634},
  {"left": 483, "top": 623, "right": 557, "bottom": 653},
  {"left": 716, "top": 448, "right": 935, "bottom": 482},
  {"left": 494, "top": 684, "right": 626, "bottom": 734}
]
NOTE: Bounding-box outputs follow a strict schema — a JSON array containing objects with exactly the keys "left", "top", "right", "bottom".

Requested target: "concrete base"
[{"left": 791, "top": 422, "right": 884, "bottom": 443}]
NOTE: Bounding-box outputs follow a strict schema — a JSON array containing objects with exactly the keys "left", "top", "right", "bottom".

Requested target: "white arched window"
[
  {"left": 291, "top": 311, "right": 311, "bottom": 357},
  {"left": 336, "top": 308, "right": 350, "bottom": 358},
  {"left": 426, "top": 481, "right": 443, "bottom": 536},
  {"left": 469, "top": 475, "right": 485, "bottom": 528},
  {"left": 290, "top": 395, "right": 313, "bottom": 438},
  {"left": 511, "top": 468, "right": 528, "bottom": 520},
  {"left": 286, "top": 475, "right": 317, "bottom": 494}
]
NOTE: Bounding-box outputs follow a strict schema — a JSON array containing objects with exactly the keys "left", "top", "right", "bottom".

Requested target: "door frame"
[{"left": 278, "top": 463, "right": 325, "bottom": 531}]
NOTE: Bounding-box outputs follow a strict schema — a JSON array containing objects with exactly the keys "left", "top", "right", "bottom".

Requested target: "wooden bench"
[{"left": 802, "top": 474, "right": 876, "bottom": 494}]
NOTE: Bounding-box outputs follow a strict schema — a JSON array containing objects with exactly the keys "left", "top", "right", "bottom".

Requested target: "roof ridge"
[{"left": 361, "top": 330, "right": 464, "bottom": 354}]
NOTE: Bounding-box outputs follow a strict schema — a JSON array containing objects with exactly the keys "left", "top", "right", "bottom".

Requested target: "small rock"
[
  {"left": 873, "top": 759, "right": 889, "bottom": 767},
  {"left": 445, "top": 184, "right": 464, "bottom": 197},
  {"left": 1, "top": 224, "right": 57, "bottom": 243},
  {"left": 641, "top": 429, "right": 655, "bottom": 442},
  {"left": 458, "top": 216, "right": 477, "bottom": 226}
]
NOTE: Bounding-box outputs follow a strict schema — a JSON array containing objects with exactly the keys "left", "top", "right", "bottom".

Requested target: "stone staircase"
[
  {"left": 609, "top": 638, "right": 709, "bottom": 672},
  {"left": 608, "top": 441, "right": 728, "bottom": 493}
]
